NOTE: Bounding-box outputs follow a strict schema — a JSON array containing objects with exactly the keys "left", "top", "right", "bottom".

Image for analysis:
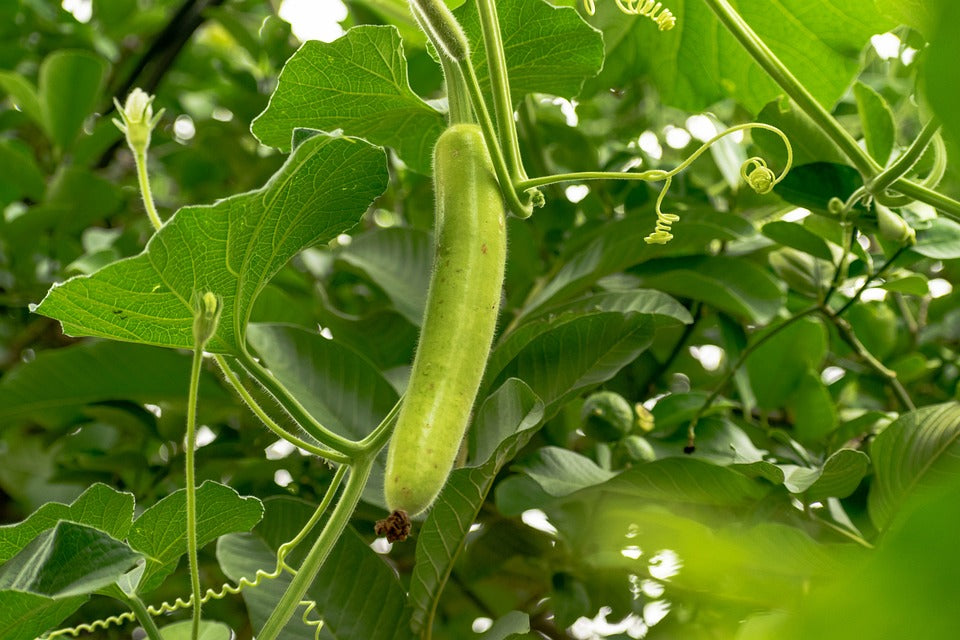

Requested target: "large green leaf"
[
  {"left": 218, "top": 496, "right": 411, "bottom": 640},
  {"left": 744, "top": 316, "right": 827, "bottom": 409},
  {"left": 925, "top": 0, "right": 960, "bottom": 153},
  {"left": 484, "top": 311, "right": 655, "bottom": 416},
  {"left": 127, "top": 481, "right": 263, "bottom": 594},
  {"left": 409, "top": 379, "right": 544, "bottom": 637},
  {"left": 632, "top": 256, "right": 785, "bottom": 324},
  {"left": 912, "top": 217, "right": 960, "bottom": 260},
  {"left": 853, "top": 82, "right": 895, "bottom": 166},
  {"left": 252, "top": 26, "right": 444, "bottom": 173},
  {"left": 582, "top": 0, "right": 894, "bottom": 113},
  {"left": 35, "top": 132, "right": 388, "bottom": 353},
  {"left": 455, "top": 0, "right": 604, "bottom": 105},
  {"left": 335, "top": 227, "right": 433, "bottom": 326},
  {"left": 0, "top": 483, "right": 134, "bottom": 564},
  {"left": 515, "top": 447, "right": 615, "bottom": 497},
  {"left": 0, "top": 521, "right": 140, "bottom": 599},
  {"left": 517, "top": 210, "right": 754, "bottom": 321},
  {"left": 0, "top": 340, "right": 228, "bottom": 428},
  {"left": 246, "top": 323, "right": 399, "bottom": 441},
  {"left": 0, "top": 591, "right": 85, "bottom": 640},
  {"left": 37, "top": 50, "right": 107, "bottom": 150},
  {"left": 868, "top": 403, "right": 960, "bottom": 530},
  {"left": 780, "top": 449, "right": 869, "bottom": 502},
  {"left": 159, "top": 620, "right": 232, "bottom": 640},
  {"left": 532, "top": 289, "right": 693, "bottom": 326}
]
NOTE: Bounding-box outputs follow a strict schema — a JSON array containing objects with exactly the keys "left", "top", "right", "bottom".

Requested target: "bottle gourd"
[{"left": 383, "top": 124, "right": 506, "bottom": 520}]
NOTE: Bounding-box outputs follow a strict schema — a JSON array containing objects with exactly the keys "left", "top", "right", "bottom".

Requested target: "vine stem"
[
  {"left": 237, "top": 349, "right": 362, "bottom": 457},
  {"left": 133, "top": 148, "right": 163, "bottom": 231},
  {"left": 833, "top": 245, "right": 908, "bottom": 318},
  {"left": 686, "top": 306, "right": 821, "bottom": 448},
  {"left": 515, "top": 122, "right": 792, "bottom": 191},
  {"left": 475, "top": 0, "right": 527, "bottom": 183},
  {"left": 124, "top": 594, "right": 163, "bottom": 640},
  {"left": 256, "top": 457, "right": 374, "bottom": 640},
  {"left": 185, "top": 345, "right": 204, "bottom": 639},
  {"left": 869, "top": 119, "right": 941, "bottom": 196},
  {"left": 701, "top": 0, "right": 960, "bottom": 221},
  {"left": 214, "top": 355, "right": 351, "bottom": 463},
  {"left": 820, "top": 306, "right": 915, "bottom": 411}
]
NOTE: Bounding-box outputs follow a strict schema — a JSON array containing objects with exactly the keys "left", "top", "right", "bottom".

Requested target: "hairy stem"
[
  {"left": 256, "top": 457, "right": 373, "bottom": 640},
  {"left": 475, "top": 0, "right": 527, "bottom": 182},
  {"left": 237, "top": 349, "right": 362, "bottom": 457},
  {"left": 124, "top": 594, "right": 164, "bottom": 640},
  {"left": 215, "top": 355, "right": 351, "bottom": 463},
  {"left": 869, "top": 119, "right": 941, "bottom": 196},
  {"left": 185, "top": 346, "right": 204, "bottom": 639},
  {"left": 134, "top": 148, "right": 163, "bottom": 230}
]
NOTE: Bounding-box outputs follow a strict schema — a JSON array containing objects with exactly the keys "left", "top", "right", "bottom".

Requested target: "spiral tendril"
[
  {"left": 740, "top": 157, "right": 776, "bottom": 194},
  {"left": 644, "top": 176, "right": 680, "bottom": 244},
  {"left": 583, "top": 0, "right": 677, "bottom": 31}
]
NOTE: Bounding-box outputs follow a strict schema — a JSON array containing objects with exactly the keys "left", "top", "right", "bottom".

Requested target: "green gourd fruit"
[{"left": 383, "top": 124, "right": 506, "bottom": 522}]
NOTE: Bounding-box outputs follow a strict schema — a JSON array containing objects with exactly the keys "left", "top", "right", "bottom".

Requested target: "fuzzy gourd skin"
[{"left": 384, "top": 124, "right": 506, "bottom": 516}]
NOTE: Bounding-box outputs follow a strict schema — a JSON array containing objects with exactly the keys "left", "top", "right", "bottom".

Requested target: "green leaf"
[
  {"left": 755, "top": 99, "right": 846, "bottom": 167},
  {"left": 925, "top": 1, "right": 960, "bottom": 153},
  {"left": 912, "top": 217, "right": 960, "bottom": 260},
  {"left": 127, "top": 481, "right": 263, "bottom": 594},
  {"left": 484, "top": 311, "right": 655, "bottom": 416},
  {"left": 773, "top": 163, "right": 862, "bottom": 215},
  {"left": 0, "top": 591, "right": 85, "bottom": 640},
  {"left": 518, "top": 210, "right": 754, "bottom": 321},
  {"left": 252, "top": 25, "right": 444, "bottom": 173},
  {"left": 787, "top": 368, "right": 837, "bottom": 443},
  {"left": 409, "top": 379, "right": 544, "bottom": 637},
  {"left": 533, "top": 289, "right": 693, "bottom": 326},
  {"left": 761, "top": 221, "right": 834, "bottom": 261},
  {"left": 874, "top": 0, "right": 936, "bottom": 35},
  {"left": 745, "top": 316, "right": 827, "bottom": 409},
  {"left": 0, "top": 521, "right": 140, "bottom": 598},
  {"left": 336, "top": 227, "right": 433, "bottom": 326},
  {"left": 0, "top": 139, "right": 45, "bottom": 205},
  {"left": 868, "top": 402, "right": 960, "bottom": 530},
  {"left": 159, "top": 620, "right": 233, "bottom": 640},
  {"left": 0, "top": 340, "right": 228, "bottom": 428},
  {"left": 37, "top": 50, "right": 108, "bottom": 150},
  {"left": 455, "top": 0, "right": 604, "bottom": 105},
  {"left": 516, "top": 447, "right": 616, "bottom": 497},
  {"left": 632, "top": 256, "right": 785, "bottom": 324},
  {"left": 879, "top": 274, "right": 928, "bottom": 296},
  {"left": 479, "top": 611, "right": 530, "bottom": 640},
  {"left": 804, "top": 449, "right": 869, "bottom": 503},
  {"left": 596, "top": 457, "right": 770, "bottom": 507},
  {"left": 853, "top": 82, "right": 896, "bottom": 165},
  {"left": 247, "top": 323, "right": 398, "bottom": 440},
  {"left": 0, "top": 71, "right": 42, "bottom": 127},
  {"left": 582, "top": 0, "right": 894, "bottom": 113},
  {"left": 35, "top": 132, "right": 388, "bottom": 353},
  {"left": 0, "top": 483, "right": 134, "bottom": 564},
  {"left": 218, "top": 497, "right": 410, "bottom": 640}
]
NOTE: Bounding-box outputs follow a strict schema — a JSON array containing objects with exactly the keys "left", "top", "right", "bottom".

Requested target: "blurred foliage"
[{"left": 1, "top": 0, "right": 959, "bottom": 639}]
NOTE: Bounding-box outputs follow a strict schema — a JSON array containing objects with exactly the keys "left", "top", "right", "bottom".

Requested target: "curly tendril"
[
  {"left": 640, "top": 123, "right": 793, "bottom": 244},
  {"left": 42, "top": 466, "right": 349, "bottom": 640},
  {"left": 582, "top": 0, "right": 677, "bottom": 31}
]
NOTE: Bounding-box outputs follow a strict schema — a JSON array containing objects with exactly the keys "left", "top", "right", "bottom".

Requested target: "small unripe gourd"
[{"left": 383, "top": 124, "right": 506, "bottom": 518}]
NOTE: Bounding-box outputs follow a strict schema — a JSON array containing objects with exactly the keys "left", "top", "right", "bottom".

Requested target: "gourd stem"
[
  {"left": 215, "top": 355, "right": 351, "bottom": 464},
  {"left": 440, "top": 55, "right": 473, "bottom": 125},
  {"left": 256, "top": 458, "right": 373, "bottom": 640},
  {"left": 517, "top": 123, "right": 792, "bottom": 191},
  {"left": 134, "top": 148, "right": 164, "bottom": 230},
  {"left": 702, "top": 0, "right": 960, "bottom": 221},
  {"left": 357, "top": 395, "right": 404, "bottom": 452},
  {"left": 237, "top": 349, "right": 363, "bottom": 457},
  {"left": 869, "top": 119, "right": 941, "bottom": 196},
  {"left": 124, "top": 594, "right": 164, "bottom": 640},
  {"left": 185, "top": 346, "right": 204, "bottom": 639},
  {"left": 475, "top": 0, "right": 527, "bottom": 182}
]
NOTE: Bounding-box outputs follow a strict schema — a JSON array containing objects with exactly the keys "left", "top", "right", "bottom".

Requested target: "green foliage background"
[{"left": 1, "top": 0, "right": 959, "bottom": 639}]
